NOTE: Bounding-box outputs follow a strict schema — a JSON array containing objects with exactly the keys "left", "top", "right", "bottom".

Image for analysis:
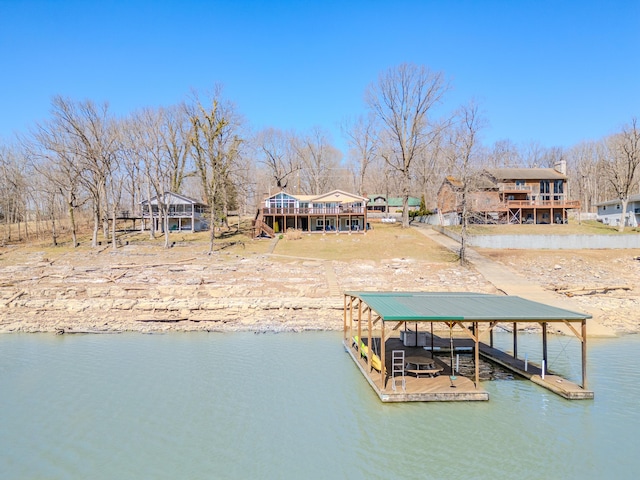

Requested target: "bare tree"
[
  {"left": 446, "top": 102, "right": 486, "bottom": 264},
  {"left": 293, "top": 126, "right": 341, "bottom": 195},
  {"left": 603, "top": 118, "right": 640, "bottom": 231},
  {"left": 26, "top": 117, "right": 87, "bottom": 247},
  {"left": 521, "top": 141, "right": 547, "bottom": 168},
  {"left": 187, "top": 87, "right": 243, "bottom": 252},
  {"left": 253, "top": 127, "right": 300, "bottom": 191},
  {"left": 565, "top": 140, "right": 608, "bottom": 216},
  {"left": 161, "top": 104, "right": 192, "bottom": 193},
  {"left": 0, "top": 145, "right": 29, "bottom": 244},
  {"left": 129, "top": 108, "right": 176, "bottom": 247},
  {"left": 365, "top": 63, "right": 450, "bottom": 227},
  {"left": 47, "top": 96, "right": 117, "bottom": 248},
  {"left": 487, "top": 139, "right": 521, "bottom": 167},
  {"left": 343, "top": 114, "right": 379, "bottom": 196},
  {"left": 413, "top": 131, "right": 447, "bottom": 209}
]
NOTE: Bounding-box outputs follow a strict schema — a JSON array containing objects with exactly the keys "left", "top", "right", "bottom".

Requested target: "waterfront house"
[
  {"left": 437, "top": 163, "right": 580, "bottom": 225},
  {"left": 253, "top": 189, "right": 368, "bottom": 237},
  {"left": 367, "top": 194, "right": 421, "bottom": 214},
  {"left": 596, "top": 193, "right": 640, "bottom": 228},
  {"left": 140, "top": 192, "right": 208, "bottom": 233}
]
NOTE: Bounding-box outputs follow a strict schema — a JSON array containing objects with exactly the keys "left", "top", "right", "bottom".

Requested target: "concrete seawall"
[{"left": 433, "top": 227, "right": 640, "bottom": 250}]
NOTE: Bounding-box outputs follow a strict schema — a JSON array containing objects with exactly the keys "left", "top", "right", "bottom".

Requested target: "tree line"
[{"left": 1, "top": 63, "right": 638, "bottom": 249}]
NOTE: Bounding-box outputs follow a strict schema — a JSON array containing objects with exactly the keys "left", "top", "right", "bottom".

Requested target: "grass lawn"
[{"left": 272, "top": 222, "right": 458, "bottom": 262}]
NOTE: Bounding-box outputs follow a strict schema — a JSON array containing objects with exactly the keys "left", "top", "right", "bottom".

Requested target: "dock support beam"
[
  {"left": 542, "top": 322, "right": 548, "bottom": 376},
  {"left": 474, "top": 322, "right": 479, "bottom": 388},
  {"left": 582, "top": 319, "right": 588, "bottom": 389}
]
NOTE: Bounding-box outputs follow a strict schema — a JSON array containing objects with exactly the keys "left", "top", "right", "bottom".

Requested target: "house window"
[
  {"left": 553, "top": 179, "right": 563, "bottom": 200},
  {"left": 540, "top": 180, "right": 550, "bottom": 200},
  {"left": 268, "top": 193, "right": 297, "bottom": 209},
  {"left": 617, "top": 205, "right": 621, "bottom": 210},
  {"left": 515, "top": 180, "right": 525, "bottom": 189}
]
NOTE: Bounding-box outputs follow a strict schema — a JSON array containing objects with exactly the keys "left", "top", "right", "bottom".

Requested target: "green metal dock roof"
[{"left": 344, "top": 292, "right": 592, "bottom": 322}]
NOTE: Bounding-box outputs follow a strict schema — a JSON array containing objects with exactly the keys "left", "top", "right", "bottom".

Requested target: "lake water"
[{"left": 1, "top": 331, "right": 639, "bottom": 479}]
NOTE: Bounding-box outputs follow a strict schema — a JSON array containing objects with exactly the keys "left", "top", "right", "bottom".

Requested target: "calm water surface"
[{"left": 1, "top": 332, "right": 639, "bottom": 479}]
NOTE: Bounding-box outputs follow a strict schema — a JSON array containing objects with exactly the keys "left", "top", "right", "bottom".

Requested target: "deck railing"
[
  {"left": 261, "top": 207, "right": 365, "bottom": 215},
  {"left": 505, "top": 199, "right": 580, "bottom": 208},
  {"left": 141, "top": 211, "right": 206, "bottom": 218},
  {"left": 500, "top": 183, "right": 533, "bottom": 192}
]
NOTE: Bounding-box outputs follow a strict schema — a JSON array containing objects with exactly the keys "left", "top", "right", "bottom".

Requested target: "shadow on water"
[{"left": 434, "top": 353, "right": 518, "bottom": 381}]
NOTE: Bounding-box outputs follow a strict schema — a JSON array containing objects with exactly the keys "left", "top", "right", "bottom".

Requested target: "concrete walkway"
[{"left": 414, "top": 226, "right": 615, "bottom": 337}]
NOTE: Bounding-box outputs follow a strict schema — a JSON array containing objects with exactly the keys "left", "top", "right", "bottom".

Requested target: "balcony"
[
  {"left": 505, "top": 199, "right": 580, "bottom": 209},
  {"left": 141, "top": 207, "right": 207, "bottom": 218},
  {"left": 261, "top": 206, "right": 365, "bottom": 215},
  {"left": 500, "top": 183, "right": 532, "bottom": 193}
]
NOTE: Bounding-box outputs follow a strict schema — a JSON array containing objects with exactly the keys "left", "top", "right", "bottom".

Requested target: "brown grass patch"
[{"left": 272, "top": 222, "right": 457, "bottom": 262}]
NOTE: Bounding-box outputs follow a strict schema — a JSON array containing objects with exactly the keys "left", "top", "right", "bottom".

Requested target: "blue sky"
[{"left": 1, "top": 0, "right": 638, "bottom": 155}]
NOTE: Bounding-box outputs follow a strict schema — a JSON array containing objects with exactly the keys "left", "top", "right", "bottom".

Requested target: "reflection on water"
[{"left": 1, "top": 332, "right": 639, "bottom": 479}]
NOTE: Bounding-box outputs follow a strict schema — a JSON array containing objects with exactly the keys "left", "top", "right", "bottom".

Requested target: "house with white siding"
[
  {"left": 596, "top": 194, "right": 640, "bottom": 228},
  {"left": 140, "top": 192, "right": 208, "bottom": 233}
]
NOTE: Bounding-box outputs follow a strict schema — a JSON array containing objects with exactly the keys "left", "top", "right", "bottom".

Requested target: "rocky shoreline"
[{"left": 1, "top": 242, "right": 638, "bottom": 335}]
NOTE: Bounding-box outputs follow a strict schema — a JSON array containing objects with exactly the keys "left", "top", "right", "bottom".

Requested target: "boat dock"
[
  {"left": 343, "top": 291, "right": 594, "bottom": 403},
  {"left": 345, "top": 334, "right": 593, "bottom": 402}
]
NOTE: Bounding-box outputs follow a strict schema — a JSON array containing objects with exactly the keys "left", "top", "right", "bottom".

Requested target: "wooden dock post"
[{"left": 582, "top": 319, "right": 588, "bottom": 389}]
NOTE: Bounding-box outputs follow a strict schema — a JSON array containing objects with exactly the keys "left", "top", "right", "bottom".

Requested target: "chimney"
[{"left": 554, "top": 159, "right": 567, "bottom": 175}]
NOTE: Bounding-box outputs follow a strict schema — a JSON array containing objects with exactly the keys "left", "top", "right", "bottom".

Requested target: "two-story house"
[
  {"left": 437, "top": 163, "right": 580, "bottom": 225},
  {"left": 140, "top": 192, "right": 208, "bottom": 233},
  {"left": 254, "top": 190, "right": 368, "bottom": 237}
]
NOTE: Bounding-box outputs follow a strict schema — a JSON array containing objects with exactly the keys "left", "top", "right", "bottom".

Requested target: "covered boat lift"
[{"left": 343, "top": 292, "right": 593, "bottom": 402}]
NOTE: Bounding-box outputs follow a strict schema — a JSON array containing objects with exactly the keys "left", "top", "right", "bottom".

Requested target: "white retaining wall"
[{"left": 433, "top": 226, "right": 640, "bottom": 250}]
